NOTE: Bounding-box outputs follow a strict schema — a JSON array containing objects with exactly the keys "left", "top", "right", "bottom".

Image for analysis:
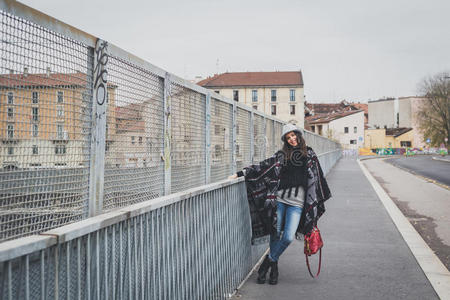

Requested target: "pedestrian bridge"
[{"left": 0, "top": 1, "right": 343, "bottom": 299}]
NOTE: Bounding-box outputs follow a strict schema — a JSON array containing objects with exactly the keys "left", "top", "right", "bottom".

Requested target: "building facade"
[
  {"left": 307, "top": 110, "right": 365, "bottom": 150},
  {"left": 197, "top": 71, "right": 305, "bottom": 127},
  {"left": 368, "top": 97, "right": 425, "bottom": 148},
  {"left": 0, "top": 71, "right": 116, "bottom": 169}
]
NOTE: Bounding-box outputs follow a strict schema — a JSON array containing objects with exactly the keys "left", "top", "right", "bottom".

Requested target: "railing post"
[
  {"left": 163, "top": 72, "right": 172, "bottom": 195},
  {"left": 205, "top": 93, "right": 211, "bottom": 184},
  {"left": 250, "top": 110, "right": 254, "bottom": 164},
  {"left": 262, "top": 116, "right": 267, "bottom": 159},
  {"left": 231, "top": 101, "right": 237, "bottom": 174},
  {"left": 88, "top": 39, "right": 108, "bottom": 217}
]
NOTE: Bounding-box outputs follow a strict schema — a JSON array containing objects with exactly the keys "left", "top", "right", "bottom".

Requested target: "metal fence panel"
[
  {"left": 0, "top": 10, "right": 92, "bottom": 242},
  {"left": 170, "top": 84, "right": 206, "bottom": 192},
  {"left": 236, "top": 108, "right": 252, "bottom": 172},
  {"left": 210, "top": 97, "right": 233, "bottom": 183},
  {"left": 0, "top": 180, "right": 253, "bottom": 300},
  {"left": 253, "top": 114, "right": 265, "bottom": 163},
  {"left": 102, "top": 55, "right": 165, "bottom": 211}
]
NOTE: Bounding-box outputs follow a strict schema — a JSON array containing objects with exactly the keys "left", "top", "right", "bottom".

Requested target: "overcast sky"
[{"left": 20, "top": 0, "right": 450, "bottom": 103}]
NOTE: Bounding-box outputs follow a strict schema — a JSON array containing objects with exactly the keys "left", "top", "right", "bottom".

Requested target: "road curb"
[{"left": 358, "top": 159, "right": 450, "bottom": 300}]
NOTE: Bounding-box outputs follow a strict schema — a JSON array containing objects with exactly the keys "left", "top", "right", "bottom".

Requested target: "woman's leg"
[
  {"left": 269, "top": 204, "right": 302, "bottom": 262},
  {"left": 269, "top": 201, "right": 286, "bottom": 260}
]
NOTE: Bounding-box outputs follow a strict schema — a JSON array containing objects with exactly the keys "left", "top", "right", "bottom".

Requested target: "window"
[
  {"left": 146, "top": 137, "right": 152, "bottom": 153},
  {"left": 354, "top": 126, "right": 357, "bottom": 133},
  {"left": 32, "top": 107, "right": 39, "bottom": 121},
  {"left": 290, "top": 89, "right": 295, "bottom": 101},
  {"left": 233, "top": 90, "right": 239, "bottom": 101},
  {"left": 57, "top": 106, "right": 64, "bottom": 117},
  {"left": 215, "top": 145, "right": 221, "bottom": 157},
  {"left": 57, "top": 91, "right": 64, "bottom": 103},
  {"left": 290, "top": 105, "right": 296, "bottom": 115},
  {"left": 215, "top": 125, "right": 221, "bottom": 135},
  {"left": 400, "top": 141, "right": 411, "bottom": 147},
  {"left": 55, "top": 145, "right": 66, "bottom": 154},
  {"left": 32, "top": 124, "right": 38, "bottom": 137},
  {"left": 236, "top": 125, "right": 239, "bottom": 135},
  {"left": 252, "top": 90, "right": 258, "bottom": 102},
  {"left": 7, "top": 107, "right": 13, "bottom": 118},
  {"left": 271, "top": 105, "right": 276, "bottom": 115},
  {"left": 131, "top": 136, "right": 135, "bottom": 144},
  {"left": 214, "top": 90, "right": 220, "bottom": 94},
  {"left": 8, "top": 147, "right": 14, "bottom": 155},
  {"left": 7, "top": 92, "right": 14, "bottom": 104},
  {"left": 7, "top": 124, "right": 14, "bottom": 139},
  {"left": 344, "top": 127, "right": 349, "bottom": 133},
  {"left": 252, "top": 105, "right": 258, "bottom": 110},
  {"left": 32, "top": 91, "right": 39, "bottom": 104},
  {"left": 311, "top": 125, "right": 315, "bottom": 132},
  {"left": 32, "top": 145, "right": 38, "bottom": 155},
  {"left": 57, "top": 125, "right": 64, "bottom": 139},
  {"left": 271, "top": 90, "right": 277, "bottom": 102},
  {"left": 236, "top": 144, "right": 240, "bottom": 155},
  {"left": 138, "top": 136, "right": 143, "bottom": 144},
  {"left": 396, "top": 113, "right": 399, "bottom": 127},
  {"left": 318, "top": 125, "right": 323, "bottom": 135},
  {"left": 350, "top": 139, "right": 357, "bottom": 144}
]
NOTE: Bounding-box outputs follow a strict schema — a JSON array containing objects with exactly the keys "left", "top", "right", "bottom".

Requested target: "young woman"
[{"left": 229, "top": 124, "right": 331, "bottom": 284}]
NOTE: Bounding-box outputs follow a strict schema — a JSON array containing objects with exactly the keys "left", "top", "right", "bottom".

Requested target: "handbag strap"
[{"left": 305, "top": 248, "right": 322, "bottom": 278}]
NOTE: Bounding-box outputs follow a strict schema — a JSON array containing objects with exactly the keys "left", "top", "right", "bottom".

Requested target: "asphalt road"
[{"left": 385, "top": 155, "right": 450, "bottom": 187}]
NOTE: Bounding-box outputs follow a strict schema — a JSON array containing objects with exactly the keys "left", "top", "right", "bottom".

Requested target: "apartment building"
[
  {"left": 197, "top": 71, "right": 305, "bottom": 128},
  {"left": 0, "top": 71, "right": 116, "bottom": 169}
]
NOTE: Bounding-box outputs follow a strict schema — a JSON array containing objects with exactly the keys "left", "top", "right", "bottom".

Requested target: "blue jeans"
[{"left": 269, "top": 202, "right": 303, "bottom": 262}]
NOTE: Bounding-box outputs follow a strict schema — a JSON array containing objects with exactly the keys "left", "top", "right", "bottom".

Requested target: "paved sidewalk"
[{"left": 234, "top": 158, "right": 438, "bottom": 300}]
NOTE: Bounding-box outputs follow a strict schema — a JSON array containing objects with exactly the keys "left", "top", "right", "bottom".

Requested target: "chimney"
[
  {"left": 46, "top": 67, "right": 51, "bottom": 77},
  {"left": 23, "top": 67, "right": 28, "bottom": 77}
]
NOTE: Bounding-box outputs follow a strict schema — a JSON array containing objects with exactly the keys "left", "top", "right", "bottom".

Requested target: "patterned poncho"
[{"left": 239, "top": 147, "right": 331, "bottom": 244}]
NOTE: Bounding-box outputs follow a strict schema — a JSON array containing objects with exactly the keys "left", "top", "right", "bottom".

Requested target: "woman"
[{"left": 229, "top": 124, "right": 331, "bottom": 285}]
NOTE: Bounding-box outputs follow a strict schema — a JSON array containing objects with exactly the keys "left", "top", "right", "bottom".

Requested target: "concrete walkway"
[{"left": 233, "top": 158, "right": 439, "bottom": 300}]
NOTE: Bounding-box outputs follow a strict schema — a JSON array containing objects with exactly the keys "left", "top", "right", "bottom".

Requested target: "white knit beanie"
[{"left": 281, "top": 124, "right": 302, "bottom": 142}]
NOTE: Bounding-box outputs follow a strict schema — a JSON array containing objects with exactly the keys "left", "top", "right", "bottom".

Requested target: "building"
[
  {"left": 306, "top": 109, "right": 365, "bottom": 150},
  {"left": 364, "top": 127, "right": 413, "bottom": 149},
  {"left": 197, "top": 71, "right": 305, "bottom": 127},
  {"left": 0, "top": 71, "right": 116, "bottom": 169},
  {"left": 368, "top": 97, "right": 425, "bottom": 148}
]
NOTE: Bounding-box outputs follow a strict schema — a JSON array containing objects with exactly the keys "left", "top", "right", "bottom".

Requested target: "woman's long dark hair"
[{"left": 282, "top": 131, "right": 307, "bottom": 163}]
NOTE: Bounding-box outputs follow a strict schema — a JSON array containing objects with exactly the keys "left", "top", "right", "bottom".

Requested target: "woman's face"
[{"left": 285, "top": 131, "right": 298, "bottom": 147}]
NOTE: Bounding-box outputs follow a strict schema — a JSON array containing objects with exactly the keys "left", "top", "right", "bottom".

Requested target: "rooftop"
[{"left": 197, "top": 71, "right": 303, "bottom": 88}]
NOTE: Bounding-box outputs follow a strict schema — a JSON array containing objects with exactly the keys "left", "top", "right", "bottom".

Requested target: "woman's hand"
[{"left": 228, "top": 174, "right": 238, "bottom": 180}]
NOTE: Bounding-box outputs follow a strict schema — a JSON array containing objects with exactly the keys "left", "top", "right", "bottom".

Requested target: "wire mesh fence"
[
  {"left": 0, "top": 10, "right": 92, "bottom": 241},
  {"left": 0, "top": 2, "right": 341, "bottom": 243},
  {"left": 102, "top": 55, "right": 165, "bottom": 211}
]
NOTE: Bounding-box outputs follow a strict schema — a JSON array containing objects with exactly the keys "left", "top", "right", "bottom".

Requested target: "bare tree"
[{"left": 416, "top": 72, "right": 450, "bottom": 147}]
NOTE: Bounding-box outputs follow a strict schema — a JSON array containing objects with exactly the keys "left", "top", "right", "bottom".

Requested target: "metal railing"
[
  {"left": 0, "top": 0, "right": 341, "bottom": 243},
  {"left": 0, "top": 149, "right": 340, "bottom": 300},
  {"left": 0, "top": 1, "right": 342, "bottom": 299},
  {"left": 0, "top": 179, "right": 252, "bottom": 300}
]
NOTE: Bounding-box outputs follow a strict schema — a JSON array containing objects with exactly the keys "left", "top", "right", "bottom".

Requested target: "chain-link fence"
[{"left": 0, "top": 1, "right": 341, "bottom": 244}]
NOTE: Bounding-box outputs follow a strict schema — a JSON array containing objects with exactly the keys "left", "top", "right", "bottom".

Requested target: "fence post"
[
  {"left": 262, "top": 116, "right": 267, "bottom": 159},
  {"left": 163, "top": 72, "right": 172, "bottom": 195},
  {"left": 205, "top": 92, "right": 211, "bottom": 184},
  {"left": 231, "top": 101, "right": 237, "bottom": 174},
  {"left": 88, "top": 39, "right": 108, "bottom": 217},
  {"left": 250, "top": 111, "right": 254, "bottom": 164}
]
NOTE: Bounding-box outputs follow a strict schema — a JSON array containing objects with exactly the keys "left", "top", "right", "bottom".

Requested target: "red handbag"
[{"left": 304, "top": 226, "right": 323, "bottom": 278}]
